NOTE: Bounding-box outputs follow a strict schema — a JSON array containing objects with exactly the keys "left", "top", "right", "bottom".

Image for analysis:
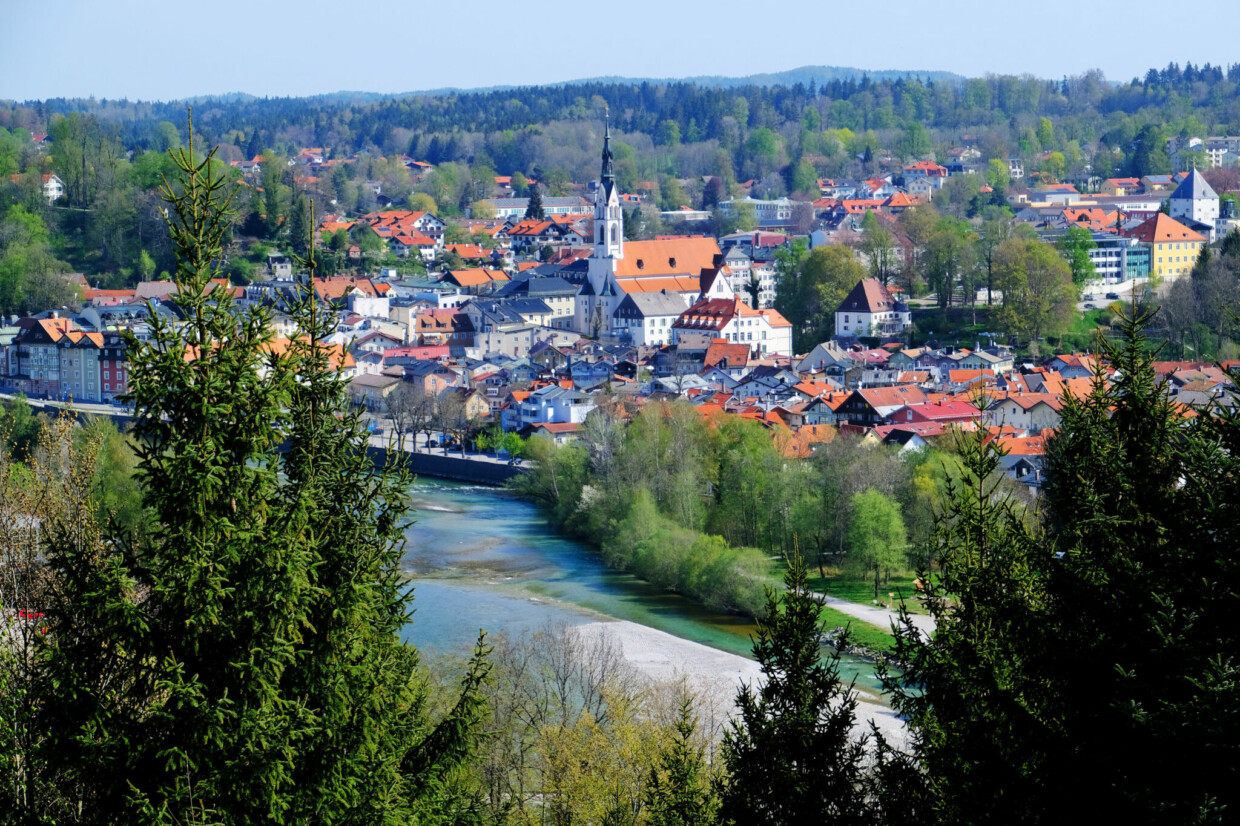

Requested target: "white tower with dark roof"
[
  {"left": 576, "top": 112, "right": 626, "bottom": 335},
  {"left": 1169, "top": 168, "right": 1219, "bottom": 229}
]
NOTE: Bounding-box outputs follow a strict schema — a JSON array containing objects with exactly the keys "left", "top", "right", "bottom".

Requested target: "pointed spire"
[{"left": 601, "top": 108, "right": 615, "bottom": 186}]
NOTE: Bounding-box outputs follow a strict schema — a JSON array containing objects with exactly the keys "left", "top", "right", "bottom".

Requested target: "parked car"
[
  {"left": 1084, "top": 303, "right": 1097, "bottom": 309},
  {"left": 1105, "top": 292, "right": 1120, "bottom": 300},
  {"left": 1083, "top": 294, "right": 1095, "bottom": 301}
]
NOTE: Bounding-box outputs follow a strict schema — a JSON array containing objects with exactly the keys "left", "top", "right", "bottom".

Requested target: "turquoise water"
[{"left": 399, "top": 478, "right": 884, "bottom": 694}]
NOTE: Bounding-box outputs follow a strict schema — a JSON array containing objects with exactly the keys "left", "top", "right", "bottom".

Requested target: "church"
[
  {"left": 573, "top": 116, "right": 736, "bottom": 336},
  {"left": 567, "top": 115, "right": 788, "bottom": 354}
]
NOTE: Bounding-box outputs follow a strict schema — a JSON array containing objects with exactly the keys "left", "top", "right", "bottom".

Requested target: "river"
[{"left": 398, "top": 478, "right": 886, "bottom": 698}]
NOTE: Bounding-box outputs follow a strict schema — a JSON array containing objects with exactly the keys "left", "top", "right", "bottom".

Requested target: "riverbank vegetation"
[{"left": 510, "top": 399, "right": 1026, "bottom": 624}]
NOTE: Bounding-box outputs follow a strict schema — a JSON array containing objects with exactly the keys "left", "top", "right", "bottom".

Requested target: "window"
[{"left": 104, "top": 371, "right": 110, "bottom": 380}]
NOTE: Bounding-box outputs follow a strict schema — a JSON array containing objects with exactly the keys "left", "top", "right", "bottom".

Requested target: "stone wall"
[{"left": 365, "top": 446, "right": 524, "bottom": 486}]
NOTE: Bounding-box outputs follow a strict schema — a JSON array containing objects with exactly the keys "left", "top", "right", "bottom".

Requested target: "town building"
[
  {"left": 1124, "top": 213, "right": 1207, "bottom": 279},
  {"left": 834, "top": 278, "right": 912, "bottom": 338}
]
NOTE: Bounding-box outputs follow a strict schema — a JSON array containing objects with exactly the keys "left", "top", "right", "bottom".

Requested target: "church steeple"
[
  {"left": 592, "top": 109, "right": 623, "bottom": 262},
  {"left": 600, "top": 109, "right": 615, "bottom": 198}
]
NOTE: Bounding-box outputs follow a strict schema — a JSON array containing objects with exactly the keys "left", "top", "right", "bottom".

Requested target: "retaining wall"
[{"left": 365, "top": 446, "right": 524, "bottom": 486}]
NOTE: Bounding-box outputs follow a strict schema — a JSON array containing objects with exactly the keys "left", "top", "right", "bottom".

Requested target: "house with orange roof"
[
  {"left": 775, "top": 423, "right": 836, "bottom": 458},
  {"left": 1102, "top": 177, "right": 1142, "bottom": 197},
  {"left": 671, "top": 295, "right": 793, "bottom": 357},
  {"left": 984, "top": 392, "right": 1063, "bottom": 433},
  {"left": 415, "top": 309, "right": 474, "bottom": 346},
  {"left": 1122, "top": 213, "right": 1206, "bottom": 279},
  {"left": 361, "top": 210, "right": 445, "bottom": 247},
  {"left": 442, "top": 267, "right": 509, "bottom": 294},
  {"left": 12, "top": 315, "right": 74, "bottom": 396},
  {"left": 833, "top": 385, "right": 931, "bottom": 427},
  {"left": 994, "top": 434, "right": 1049, "bottom": 487}
]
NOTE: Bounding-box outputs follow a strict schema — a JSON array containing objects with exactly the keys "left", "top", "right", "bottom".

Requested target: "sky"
[{"left": 3, "top": 0, "right": 1239, "bottom": 102}]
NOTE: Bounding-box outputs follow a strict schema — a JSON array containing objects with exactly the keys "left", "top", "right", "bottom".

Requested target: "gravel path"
[{"left": 815, "top": 591, "right": 936, "bottom": 640}]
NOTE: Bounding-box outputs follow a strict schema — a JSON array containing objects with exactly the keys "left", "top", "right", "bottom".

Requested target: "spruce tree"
[
  {"left": 524, "top": 183, "right": 545, "bottom": 220},
  {"left": 32, "top": 114, "right": 490, "bottom": 824},
  {"left": 880, "top": 308, "right": 1240, "bottom": 824},
  {"left": 719, "top": 550, "right": 868, "bottom": 826},
  {"left": 646, "top": 697, "right": 720, "bottom": 826}
]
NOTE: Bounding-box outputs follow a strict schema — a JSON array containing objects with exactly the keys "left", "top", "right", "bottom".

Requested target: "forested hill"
[{"left": 9, "top": 61, "right": 1238, "bottom": 178}]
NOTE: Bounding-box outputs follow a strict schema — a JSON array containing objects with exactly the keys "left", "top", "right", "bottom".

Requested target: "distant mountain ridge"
[{"left": 179, "top": 65, "right": 967, "bottom": 106}]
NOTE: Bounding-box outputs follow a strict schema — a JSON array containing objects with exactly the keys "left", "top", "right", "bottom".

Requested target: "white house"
[
  {"left": 671, "top": 296, "right": 793, "bottom": 357},
  {"left": 611, "top": 290, "right": 689, "bottom": 346},
  {"left": 516, "top": 384, "right": 597, "bottom": 427},
  {"left": 834, "top": 278, "right": 911, "bottom": 338}
]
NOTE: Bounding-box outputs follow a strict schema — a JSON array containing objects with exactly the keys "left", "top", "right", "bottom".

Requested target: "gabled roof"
[{"left": 704, "top": 340, "right": 752, "bottom": 369}]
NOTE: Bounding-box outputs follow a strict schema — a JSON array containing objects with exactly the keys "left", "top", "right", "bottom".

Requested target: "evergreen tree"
[
  {"left": 30, "top": 114, "right": 490, "bottom": 825},
  {"left": 646, "top": 697, "right": 720, "bottom": 826},
  {"left": 880, "top": 309, "right": 1240, "bottom": 824},
  {"left": 524, "top": 183, "right": 545, "bottom": 220},
  {"left": 287, "top": 191, "right": 312, "bottom": 257},
  {"left": 720, "top": 549, "right": 868, "bottom": 826}
]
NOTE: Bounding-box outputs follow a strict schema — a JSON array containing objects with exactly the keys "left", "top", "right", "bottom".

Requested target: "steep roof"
[
  {"left": 1170, "top": 168, "right": 1218, "bottom": 202},
  {"left": 836, "top": 278, "right": 898, "bottom": 315}
]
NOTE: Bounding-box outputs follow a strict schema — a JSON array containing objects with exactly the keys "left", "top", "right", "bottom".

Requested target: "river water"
[{"left": 399, "top": 478, "right": 884, "bottom": 696}]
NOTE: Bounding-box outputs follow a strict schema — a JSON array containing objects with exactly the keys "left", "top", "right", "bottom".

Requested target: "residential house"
[
  {"left": 442, "top": 268, "right": 510, "bottom": 294},
  {"left": 515, "top": 383, "right": 596, "bottom": 427},
  {"left": 348, "top": 373, "right": 402, "bottom": 409},
  {"left": 833, "top": 385, "right": 931, "bottom": 427},
  {"left": 612, "top": 290, "right": 689, "bottom": 346},
  {"left": 13, "top": 316, "right": 73, "bottom": 397},
  {"left": 834, "top": 278, "right": 912, "bottom": 338},
  {"left": 58, "top": 331, "right": 105, "bottom": 404},
  {"left": 671, "top": 296, "right": 793, "bottom": 357},
  {"left": 404, "top": 360, "right": 460, "bottom": 396},
  {"left": 414, "top": 309, "right": 474, "bottom": 346},
  {"left": 984, "top": 393, "right": 1063, "bottom": 433}
]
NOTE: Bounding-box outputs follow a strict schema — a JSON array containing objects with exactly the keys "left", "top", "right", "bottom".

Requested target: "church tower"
[
  {"left": 578, "top": 112, "right": 625, "bottom": 335},
  {"left": 593, "top": 113, "right": 624, "bottom": 260}
]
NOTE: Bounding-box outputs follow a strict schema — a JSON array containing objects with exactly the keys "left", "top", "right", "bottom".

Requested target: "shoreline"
[{"left": 572, "top": 619, "right": 908, "bottom": 747}]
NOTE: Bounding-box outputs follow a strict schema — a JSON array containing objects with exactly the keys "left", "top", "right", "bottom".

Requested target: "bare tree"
[{"left": 385, "top": 382, "right": 434, "bottom": 451}]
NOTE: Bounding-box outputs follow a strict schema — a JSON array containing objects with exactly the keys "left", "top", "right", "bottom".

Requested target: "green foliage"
[
  {"left": 880, "top": 309, "right": 1240, "bottom": 823},
  {"left": 993, "top": 236, "right": 1076, "bottom": 343},
  {"left": 0, "top": 204, "right": 75, "bottom": 316},
  {"left": 645, "top": 697, "right": 720, "bottom": 826},
  {"left": 524, "top": 184, "right": 545, "bottom": 220},
  {"left": 720, "top": 549, "right": 868, "bottom": 825},
  {"left": 774, "top": 242, "right": 865, "bottom": 350},
  {"left": 24, "top": 116, "right": 490, "bottom": 824},
  {"left": 0, "top": 394, "right": 45, "bottom": 461},
  {"left": 1056, "top": 225, "right": 1096, "bottom": 287},
  {"left": 847, "top": 489, "right": 908, "bottom": 600}
]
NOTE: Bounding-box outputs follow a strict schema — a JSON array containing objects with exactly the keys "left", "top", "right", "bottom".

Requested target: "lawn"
[{"left": 817, "top": 604, "right": 898, "bottom": 653}]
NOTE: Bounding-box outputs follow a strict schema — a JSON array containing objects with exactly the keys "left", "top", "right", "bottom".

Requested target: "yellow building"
[{"left": 1126, "top": 213, "right": 1206, "bottom": 279}]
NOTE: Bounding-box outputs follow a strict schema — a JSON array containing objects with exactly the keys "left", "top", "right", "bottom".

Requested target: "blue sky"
[{"left": 3, "top": 0, "right": 1238, "bottom": 101}]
